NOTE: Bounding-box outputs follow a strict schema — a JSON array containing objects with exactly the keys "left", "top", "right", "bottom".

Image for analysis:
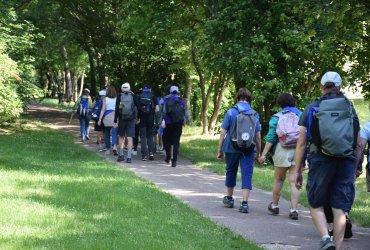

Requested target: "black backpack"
[
  {"left": 166, "top": 97, "right": 185, "bottom": 123},
  {"left": 139, "top": 92, "right": 154, "bottom": 116}
]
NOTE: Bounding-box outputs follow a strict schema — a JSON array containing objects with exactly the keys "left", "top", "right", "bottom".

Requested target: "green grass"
[
  {"left": 180, "top": 99, "right": 370, "bottom": 227},
  {"left": 39, "top": 98, "right": 76, "bottom": 112},
  {"left": 0, "top": 124, "right": 261, "bottom": 249}
]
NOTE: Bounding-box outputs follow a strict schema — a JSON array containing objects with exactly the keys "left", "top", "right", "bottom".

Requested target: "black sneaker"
[
  {"left": 149, "top": 154, "right": 154, "bottom": 161},
  {"left": 222, "top": 196, "right": 234, "bottom": 208},
  {"left": 239, "top": 201, "right": 249, "bottom": 213},
  {"left": 289, "top": 210, "right": 298, "bottom": 220},
  {"left": 126, "top": 158, "right": 132, "bottom": 163},
  {"left": 268, "top": 202, "right": 279, "bottom": 215},
  {"left": 117, "top": 155, "right": 125, "bottom": 162},
  {"left": 142, "top": 155, "right": 148, "bottom": 161},
  {"left": 318, "top": 237, "right": 335, "bottom": 250},
  {"left": 171, "top": 161, "right": 176, "bottom": 167},
  {"left": 165, "top": 156, "right": 170, "bottom": 163}
]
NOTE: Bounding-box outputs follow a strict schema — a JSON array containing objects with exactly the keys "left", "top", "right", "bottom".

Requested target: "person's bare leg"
[
  {"left": 126, "top": 137, "right": 133, "bottom": 159},
  {"left": 332, "top": 208, "right": 346, "bottom": 249},
  {"left": 288, "top": 167, "right": 301, "bottom": 210},
  {"left": 272, "top": 167, "right": 287, "bottom": 205},
  {"left": 310, "top": 206, "right": 330, "bottom": 237},
  {"left": 242, "top": 188, "right": 250, "bottom": 202},
  {"left": 227, "top": 187, "right": 234, "bottom": 197}
]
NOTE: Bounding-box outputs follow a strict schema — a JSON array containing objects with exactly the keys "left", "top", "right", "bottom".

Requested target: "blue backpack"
[
  {"left": 91, "top": 98, "right": 103, "bottom": 121},
  {"left": 76, "top": 97, "right": 89, "bottom": 117}
]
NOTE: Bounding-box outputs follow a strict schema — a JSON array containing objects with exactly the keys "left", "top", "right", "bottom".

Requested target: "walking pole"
[{"left": 69, "top": 110, "right": 74, "bottom": 124}]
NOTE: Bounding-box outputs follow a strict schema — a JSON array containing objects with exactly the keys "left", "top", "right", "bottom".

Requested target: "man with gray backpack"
[
  {"left": 114, "top": 83, "right": 138, "bottom": 163},
  {"left": 293, "top": 71, "right": 360, "bottom": 250}
]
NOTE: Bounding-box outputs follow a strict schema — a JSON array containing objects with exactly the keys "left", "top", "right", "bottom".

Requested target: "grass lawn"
[
  {"left": 180, "top": 98, "right": 370, "bottom": 227},
  {"left": 0, "top": 123, "right": 261, "bottom": 249}
]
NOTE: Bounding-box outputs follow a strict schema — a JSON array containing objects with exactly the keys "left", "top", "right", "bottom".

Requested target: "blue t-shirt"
[{"left": 221, "top": 102, "right": 262, "bottom": 153}]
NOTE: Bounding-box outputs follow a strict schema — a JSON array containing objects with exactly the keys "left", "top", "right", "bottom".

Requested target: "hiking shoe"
[
  {"left": 149, "top": 154, "right": 154, "bottom": 161},
  {"left": 239, "top": 201, "right": 249, "bottom": 213},
  {"left": 112, "top": 145, "right": 118, "bottom": 155},
  {"left": 344, "top": 216, "right": 353, "bottom": 239},
  {"left": 318, "top": 238, "right": 335, "bottom": 250},
  {"left": 171, "top": 161, "right": 176, "bottom": 167},
  {"left": 117, "top": 155, "right": 125, "bottom": 162},
  {"left": 222, "top": 196, "right": 234, "bottom": 208},
  {"left": 126, "top": 158, "right": 132, "bottom": 163},
  {"left": 165, "top": 156, "right": 170, "bottom": 163},
  {"left": 99, "top": 147, "right": 108, "bottom": 152},
  {"left": 268, "top": 202, "right": 279, "bottom": 215},
  {"left": 142, "top": 155, "right": 148, "bottom": 161},
  {"left": 289, "top": 210, "right": 299, "bottom": 220},
  {"left": 132, "top": 150, "right": 137, "bottom": 156}
]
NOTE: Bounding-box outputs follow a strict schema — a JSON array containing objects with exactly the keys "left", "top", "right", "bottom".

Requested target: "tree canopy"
[{"left": 1, "top": 0, "right": 369, "bottom": 131}]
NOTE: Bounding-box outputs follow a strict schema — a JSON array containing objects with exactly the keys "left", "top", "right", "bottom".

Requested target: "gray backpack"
[
  {"left": 312, "top": 97, "right": 354, "bottom": 156},
  {"left": 120, "top": 92, "right": 135, "bottom": 121},
  {"left": 230, "top": 106, "right": 257, "bottom": 154}
]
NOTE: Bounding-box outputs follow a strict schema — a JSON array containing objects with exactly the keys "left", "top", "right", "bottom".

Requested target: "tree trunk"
[
  {"left": 184, "top": 72, "right": 193, "bottom": 125},
  {"left": 62, "top": 46, "right": 72, "bottom": 102},
  {"left": 86, "top": 47, "right": 97, "bottom": 98},
  {"left": 191, "top": 42, "right": 207, "bottom": 134},
  {"left": 79, "top": 69, "right": 85, "bottom": 97},
  {"left": 208, "top": 78, "right": 228, "bottom": 134}
]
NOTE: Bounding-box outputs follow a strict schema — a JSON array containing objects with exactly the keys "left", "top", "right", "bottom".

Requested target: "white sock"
[
  {"left": 290, "top": 208, "right": 298, "bottom": 213},
  {"left": 271, "top": 203, "right": 279, "bottom": 209},
  {"left": 322, "top": 235, "right": 330, "bottom": 241}
]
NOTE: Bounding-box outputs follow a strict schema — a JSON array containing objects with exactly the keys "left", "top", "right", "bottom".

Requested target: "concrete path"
[{"left": 25, "top": 104, "right": 370, "bottom": 250}]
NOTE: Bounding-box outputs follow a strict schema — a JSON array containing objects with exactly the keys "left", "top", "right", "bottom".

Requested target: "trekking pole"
[{"left": 68, "top": 110, "right": 74, "bottom": 124}]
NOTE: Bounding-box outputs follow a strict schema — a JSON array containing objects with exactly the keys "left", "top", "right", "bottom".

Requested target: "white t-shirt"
[{"left": 105, "top": 97, "right": 116, "bottom": 111}]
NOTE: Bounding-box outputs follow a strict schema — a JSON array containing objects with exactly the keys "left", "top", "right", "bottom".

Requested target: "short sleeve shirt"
[
  {"left": 360, "top": 121, "right": 370, "bottom": 142},
  {"left": 221, "top": 102, "right": 262, "bottom": 153}
]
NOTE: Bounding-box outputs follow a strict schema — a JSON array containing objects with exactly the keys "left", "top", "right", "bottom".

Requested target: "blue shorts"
[
  {"left": 306, "top": 153, "right": 355, "bottom": 211},
  {"left": 225, "top": 152, "right": 255, "bottom": 189}
]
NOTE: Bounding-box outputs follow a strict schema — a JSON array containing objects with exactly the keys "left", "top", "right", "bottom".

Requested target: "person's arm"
[
  {"left": 259, "top": 142, "right": 273, "bottom": 164},
  {"left": 114, "top": 95, "right": 120, "bottom": 124},
  {"left": 217, "top": 128, "right": 227, "bottom": 160},
  {"left": 98, "top": 97, "right": 106, "bottom": 126},
  {"left": 256, "top": 131, "right": 261, "bottom": 159},
  {"left": 293, "top": 126, "right": 307, "bottom": 189},
  {"left": 355, "top": 135, "right": 367, "bottom": 178}
]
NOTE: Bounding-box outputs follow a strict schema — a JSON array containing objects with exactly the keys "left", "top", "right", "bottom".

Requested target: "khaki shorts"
[{"left": 272, "top": 143, "right": 295, "bottom": 167}]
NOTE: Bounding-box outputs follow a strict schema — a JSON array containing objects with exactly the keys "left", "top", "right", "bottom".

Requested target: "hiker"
[
  {"left": 217, "top": 88, "right": 261, "bottom": 213},
  {"left": 356, "top": 120, "right": 370, "bottom": 192},
  {"left": 293, "top": 71, "right": 360, "bottom": 250},
  {"left": 97, "top": 85, "right": 119, "bottom": 155},
  {"left": 75, "top": 88, "right": 93, "bottom": 142},
  {"left": 154, "top": 91, "right": 164, "bottom": 152},
  {"left": 137, "top": 84, "right": 159, "bottom": 161},
  {"left": 162, "top": 85, "right": 186, "bottom": 167},
  {"left": 258, "top": 93, "right": 303, "bottom": 220},
  {"left": 92, "top": 89, "right": 106, "bottom": 150},
  {"left": 114, "top": 82, "right": 138, "bottom": 163}
]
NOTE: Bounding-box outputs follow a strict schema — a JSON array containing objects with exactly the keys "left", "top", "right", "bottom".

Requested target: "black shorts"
[{"left": 118, "top": 120, "right": 135, "bottom": 137}]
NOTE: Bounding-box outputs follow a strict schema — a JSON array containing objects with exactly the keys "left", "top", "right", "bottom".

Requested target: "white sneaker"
[{"left": 132, "top": 151, "right": 137, "bottom": 156}]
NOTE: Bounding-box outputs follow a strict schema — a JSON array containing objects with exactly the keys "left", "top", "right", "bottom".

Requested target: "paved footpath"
[{"left": 25, "top": 104, "right": 370, "bottom": 250}]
